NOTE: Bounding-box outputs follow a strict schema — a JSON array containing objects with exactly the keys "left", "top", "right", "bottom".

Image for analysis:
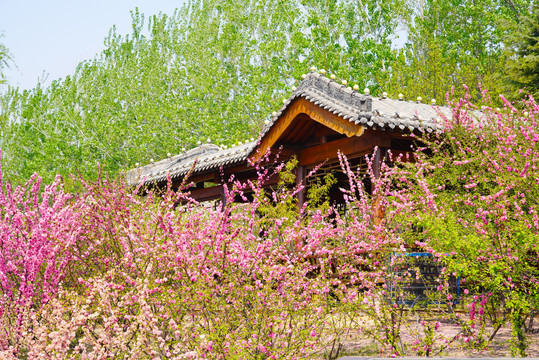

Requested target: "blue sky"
[{"left": 0, "top": 0, "right": 185, "bottom": 91}]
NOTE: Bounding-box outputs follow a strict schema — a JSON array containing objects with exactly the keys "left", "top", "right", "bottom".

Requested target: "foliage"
[
  {"left": 2, "top": 99, "right": 539, "bottom": 357},
  {"left": 0, "top": 147, "right": 458, "bottom": 358},
  {"left": 0, "top": 0, "right": 405, "bottom": 185},
  {"left": 0, "top": 33, "right": 12, "bottom": 86},
  {"left": 0, "top": 158, "right": 83, "bottom": 344},
  {"left": 389, "top": 0, "right": 533, "bottom": 103},
  {"left": 503, "top": 6, "right": 539, "bottom": 100},
  {"left": 2, "top": 1, "right": 537, "bottom": 184},
  {"left": 399, "top": 94, "right": 539, "bottom": 356}
]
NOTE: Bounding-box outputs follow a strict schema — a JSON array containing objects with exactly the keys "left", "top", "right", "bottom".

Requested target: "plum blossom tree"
[{"left": 398, "top": 93, "right": 539, "bottom": 356}]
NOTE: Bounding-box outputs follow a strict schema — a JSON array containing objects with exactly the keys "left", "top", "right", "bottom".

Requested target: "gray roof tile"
[{"left": 126, "top": 142, "right": 256, "bottom": 186}]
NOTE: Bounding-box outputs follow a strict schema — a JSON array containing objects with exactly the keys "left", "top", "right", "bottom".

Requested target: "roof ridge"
[{"left": 259, "top": 71, "right": 373, "bottom": 140}]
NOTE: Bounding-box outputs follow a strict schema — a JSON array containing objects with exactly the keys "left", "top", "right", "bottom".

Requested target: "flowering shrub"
[
  {"left": 1, "top": 95, "right": 538, "bottom": 358},
  {"left": 0, "top": 165, "right": 83, "bottom": 353},
  {"left": 0, "top": 153, "right": 417, "bottom": 358},
  {"left": 398, "top": 93, "right": 539, "bottom": 356}
]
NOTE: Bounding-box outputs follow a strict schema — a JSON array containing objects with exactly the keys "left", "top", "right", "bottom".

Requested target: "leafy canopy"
[{"left": 0, "top": 0, "right": 536, "bottom": 184}]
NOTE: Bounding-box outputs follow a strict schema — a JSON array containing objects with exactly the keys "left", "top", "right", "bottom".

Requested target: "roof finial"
[
  {"left": 272, "top": 111, "right": 277, "bottom": 116},
  {"left": 398, "top": 93, "right": 404, "bottom": 101},
  {"left": 197, "top": 140, "right": 202, "bottom": 145},
  {"left": 417, "top": 96, "right": 422, "bottom": 103},
  {"left": 431, "top": 98, "right": 436, "bottom": 105},
  {"left": 292, "top": 86, "right": 297, "bottom": 91},
  {"left": 382, "top": 92, "right": 388, "bottom": 99},
  {"left": 364, "top": 88, "right": 370, "bottom": 95},
  {"left": 330, "top": 74, "right": 336, "bottom": 80},
  {"left": 207, "top": 138, "right": 211, "bottom": 143},
  {"left": 181, "top": 147, "right": 186, "bottom": 152},
  {"left": 310, "top": 66, "right": 316, "bottom": 72},
  {"left": 167, "top": 153, "right": 171, "bottom": 157},
  {"left": 341, "top": 80, "right": 348, "bottom": 86},
  {"left": 301, "top": 74, "right": 307, "bottom": 79},
  {"left": 150, "top": 158, "right": 154, "bottom": 163},
  {"left": 282, "top": 98, "right": 287, "bottom": 104},
  {"left": 353, "top": 84, "right": 359, "bottom": 91},
  {"left": 135, "top": 162, "right": 140, "bottom": 167},
  {"left": 319, "top": 69, "right": 326, "bottom": 75}
]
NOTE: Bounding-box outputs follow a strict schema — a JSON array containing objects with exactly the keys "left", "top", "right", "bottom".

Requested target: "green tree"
[
  {"left": 0, "top": 1, "right": 403, "bottom": 184},
  {"left": 504, "top": 6, "right": 539, "bottom": 99},
  {"left": 7, "top": 0, "right": 530, "bottom": 184},
  {"left": 388, "top": 0, "right": 531, "bottom": 103},
  {"left": 0, "top": 33, "right": 13, "bottom": 86}
]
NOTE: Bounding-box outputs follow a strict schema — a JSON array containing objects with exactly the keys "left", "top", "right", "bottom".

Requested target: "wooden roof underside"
[{"left": 253, "top": 97, "right": 365, "bottom": 162}]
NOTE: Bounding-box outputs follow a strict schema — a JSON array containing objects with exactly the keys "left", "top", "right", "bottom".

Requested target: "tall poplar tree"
[
  {"left": 0, "top": 0, "right": 403, "bottom": 184},
  {"left": 504, "top": 6, "right": 539, "bottom": 99},
  {"left": 388, "top": 0, "right": 531, "bottom": 103},
  {"left": 0, "top": 33, "right": 12, "bottom": 86}
]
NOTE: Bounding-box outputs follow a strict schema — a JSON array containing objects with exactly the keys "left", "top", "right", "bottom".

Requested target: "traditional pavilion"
[{"left": 126, "top": 70, "right": 450, "bottom": 207}]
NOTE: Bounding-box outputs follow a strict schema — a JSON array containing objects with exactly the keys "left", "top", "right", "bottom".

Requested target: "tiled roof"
[
  {"left": 128, "top": 71, "right": 454, "bottom": 187},
  {"left": 261, "top": 72, "right": 446, "bottom": 136},
  {"left": 126, "top": 142, "right": 256, "bottom": 186},
  {"left": 367, "top": 97, "right": 451, "bottom": 132}
]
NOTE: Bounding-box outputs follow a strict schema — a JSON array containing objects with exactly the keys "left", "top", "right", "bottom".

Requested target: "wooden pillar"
[
  {"left": 372, "top": 146, "right": 389, "bottom": 181},
  {"left": 214, "top": 172, "right": 227, "bottom": 212},
  {"left": 296, "top": 165, "right": 306, "bottom": 209},
  {"left": 372, "top": 147, "right": 386, "bottom": 226},
  {"left": 219, "top": 185, "right": 226, "bottom": 211}
]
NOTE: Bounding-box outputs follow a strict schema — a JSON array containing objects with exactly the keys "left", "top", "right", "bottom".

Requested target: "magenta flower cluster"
[{"left": 0, "top": 94, "right": 538, "bottom": 358}]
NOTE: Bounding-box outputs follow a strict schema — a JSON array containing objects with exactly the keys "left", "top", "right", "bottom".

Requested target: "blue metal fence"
[{"left": 387, "top": 252, "right": 460, "bottom": 306}]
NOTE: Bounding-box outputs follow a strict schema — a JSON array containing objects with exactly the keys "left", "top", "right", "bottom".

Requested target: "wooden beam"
[
  {"left": 298, "top": 129, "right": 391, "bottom": 167},
  {"left": 252, "top": 97, "right": 365, "bottom": 162},
  {"left": 388, "top": 150, "right": 415, "bottom": 163},
  {"left": 170, "top": 164, "right": 255, "bottom": 189},
  {"left": 189, "top": 185, "right": 223, "bottom": 202},
  {"left": 213, "top": 172, "right": 227, "bottom": 211},
  {"left": 189, "top": 172, "right": 283, "bottom": 203},
  {"left": 371, "top": 147, "right": 384, "bottom": 180}
]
